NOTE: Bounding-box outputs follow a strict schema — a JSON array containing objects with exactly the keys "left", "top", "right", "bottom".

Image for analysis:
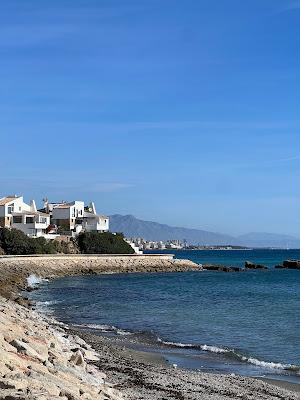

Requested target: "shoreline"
[
  {"left": 65, "top": 325, "right": 300, "bottom": 399},
  {"left": 1, "top": 255, "right": 300, "bottom": 399},
  {"left": 0, "top": 254, "right": 201, "bottom": 302}
]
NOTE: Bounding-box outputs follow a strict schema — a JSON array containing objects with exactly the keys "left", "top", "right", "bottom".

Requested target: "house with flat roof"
[
  {"left": 0, "top": 195, "right": 53, "bottom": 238},
  {"left": 11, "top": 210, "right": 51, "bottom": 238},
  {"left": 82, "top": 202, "right": 109, "bottom": 232},
  {"left": 51, "top": 201, "right": 85, "bottom": 232},
  {"left": 50, "top": 200, "right": 109, "bottom": 234},
  {"left": 0, "top": 195, "right": 31, "bottom": 228}
]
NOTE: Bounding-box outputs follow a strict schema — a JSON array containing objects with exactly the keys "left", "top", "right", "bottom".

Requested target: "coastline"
[
  {"left": 68, "top": 326, "right": 300, "bottom": 398},
  {"left": 1, "top": 255, "right": 300, "bottom": 399},
  {"left": 0, "top": 254, "right": 201, "bottom": 302}
]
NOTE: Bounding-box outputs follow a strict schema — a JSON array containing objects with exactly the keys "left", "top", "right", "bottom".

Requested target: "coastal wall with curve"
[{"left": 0, "top": 254, "right": 201, "bottom": 300}]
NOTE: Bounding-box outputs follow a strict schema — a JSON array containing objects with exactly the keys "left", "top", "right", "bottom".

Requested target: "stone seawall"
[{"left": 0, "top": 254, "right": 201, "bottom": 300}]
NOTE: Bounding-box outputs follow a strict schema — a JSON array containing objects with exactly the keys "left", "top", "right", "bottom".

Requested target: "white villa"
[
  {"left": 0, "top": 195, "right": 109, "bottom": 238},
  {"left": 0, "top": 196, "right": 51, "bottom": 238}
]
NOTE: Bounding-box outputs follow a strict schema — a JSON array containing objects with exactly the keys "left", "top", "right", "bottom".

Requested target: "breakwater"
[{"left": 0, "top": 254, "right": 201, "bottom": 301}]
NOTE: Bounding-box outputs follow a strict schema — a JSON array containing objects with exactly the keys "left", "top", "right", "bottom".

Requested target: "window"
[
  {"left": 40, "top": 217, "right": 47, "bottom": 224},
  {"left": 13, "top": 216, "right": 22, "bottom": 224},
  {"left": 26, "top": 217, "right": 34, "bottom": 224},
  {"left": 7, "top": 204, "right": 14, "bottom": 214}
]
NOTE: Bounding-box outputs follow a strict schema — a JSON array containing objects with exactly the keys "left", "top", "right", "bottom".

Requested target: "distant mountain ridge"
[
  {"left": 109, "top": 214, "right": 300, "bottom": 248},
  {"left": 238, "top": 232, "right": 300, "bottom": 249}
]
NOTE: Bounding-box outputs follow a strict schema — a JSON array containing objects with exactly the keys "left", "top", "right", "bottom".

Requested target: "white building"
[
  {"left": 82, "top": 202, "right": 109, "bottom": 232},
  {"left": 50, "top": 200, "right": 109, "bottom": 234},
  {"left": 0, "top": 195, "right": 52, "bottom": 238},
  {"left": 12, "top": 210, "right": 51, "bottom": 238},
  {"left": 1, "top": 195, "right": 109, "bottom": 239},
  {"left": 0, "top": 195, "right": 31, "bottom": 228},
  {"left": 125, "top": 239, "right": 143, "bottom": 254},
  {"left": 51, "top": 201, "right": 85, "bottom": 232}
]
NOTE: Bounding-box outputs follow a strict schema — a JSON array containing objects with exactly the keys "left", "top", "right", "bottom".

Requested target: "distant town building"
[{"left": 127, "top": 237, "right": 184, "bottom": 251}]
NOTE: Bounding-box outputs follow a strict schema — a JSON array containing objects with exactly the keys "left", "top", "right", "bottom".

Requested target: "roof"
[
  {"left": 12, "top": 211, "right": 49, "bottom": 217},
  {"left": 54, "top": 203, "right": 73, "bottom": 209},
  {"left": 83, "top": 211, "right": 108, "bottom": 219},
  {"left": 0, "top": 196, "right": 20, "bottom": 206}
]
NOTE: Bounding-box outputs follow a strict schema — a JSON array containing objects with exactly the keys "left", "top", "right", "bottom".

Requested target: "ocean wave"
[
  {"left": 73, "top": 323, "right": 133, "bottom": 336},
  {"left": 157, "top": 339, "right": 228, "bottom": 353},
  {"left": 200, "top": 344, "right": 229, "bottom": 354},
  {"left": 27, "top": 274, "right": 48, "bottom": 288},
  {"left": 157, "top": 338, "right": 299, "bottom": 372},
  {"left": 35, "top": 300, "right": 58, "bottom": 315},
  {"left": 241, "top": 356, "right": 298, "bottom": 371}
]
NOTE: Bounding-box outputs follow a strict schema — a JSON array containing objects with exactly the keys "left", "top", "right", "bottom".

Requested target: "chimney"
[
  {"left": 90, "top": 202, "right": 97, "bottom": 214},
  {"left": 30, "top": 200, "right": 37, "bottom": 212}
]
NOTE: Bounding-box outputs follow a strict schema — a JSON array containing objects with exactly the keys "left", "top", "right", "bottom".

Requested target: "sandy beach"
[{"left": 0, "top": 255, "right": 300, "bottom": 399}]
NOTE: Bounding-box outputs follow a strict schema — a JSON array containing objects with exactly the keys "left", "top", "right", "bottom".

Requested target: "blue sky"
[{"left": 1, "top": 0, "right": 300, "bottom": 236}]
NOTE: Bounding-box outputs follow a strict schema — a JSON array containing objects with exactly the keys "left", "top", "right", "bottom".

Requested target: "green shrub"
[
  {"left": 0, "top": 228, "right": 135, "bottom": 255},
  {"left": 0, "top": 228, "right": 69, "bottom": 255},
  {"left": 76, "top": 232, "right": 135, "bottom": 254}
]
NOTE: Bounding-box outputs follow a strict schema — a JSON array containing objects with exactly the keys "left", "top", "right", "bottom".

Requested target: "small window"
[
  {"left": 13, "top": 216, "right": 22, "bottom": 224},
  {"left": 26, "top": 217, "right": 34, "bottom": 224}
]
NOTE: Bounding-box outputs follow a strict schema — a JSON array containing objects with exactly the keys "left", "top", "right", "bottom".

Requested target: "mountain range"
[{"left": 109, "top": 214, "right": 300, "bottom": 248}]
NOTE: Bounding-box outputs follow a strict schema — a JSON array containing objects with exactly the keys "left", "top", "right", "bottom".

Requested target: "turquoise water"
[{"left": 30, "top": 250, "right": 300, "bottom": 381}]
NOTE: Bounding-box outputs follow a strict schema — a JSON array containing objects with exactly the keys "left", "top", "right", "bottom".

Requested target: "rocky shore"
[
  {"left": 0, "top": 296, "right": 123, "bottom": 400},
  {"left": 1, "top": 255, "right": 300, "bottom": 400}
]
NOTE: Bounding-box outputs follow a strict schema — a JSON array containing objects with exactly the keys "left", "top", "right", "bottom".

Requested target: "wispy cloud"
[
  {"left": 0, "top": 175, "right": 134, "bottom": 197},
  {"left": 230, "top": 155, "right": 300, "bottom": 171},
  {"left": 275, "top": 2, "right": 300, "bottom": 13}
]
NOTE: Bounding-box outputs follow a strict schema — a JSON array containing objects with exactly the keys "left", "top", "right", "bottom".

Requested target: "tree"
[{"left": 76, "top": 232, "right": 135, "bottom": 254}]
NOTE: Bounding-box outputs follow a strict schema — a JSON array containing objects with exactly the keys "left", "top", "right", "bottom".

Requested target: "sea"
[{"left": 28, "top": 249, "right": 300, "bottom": 384}]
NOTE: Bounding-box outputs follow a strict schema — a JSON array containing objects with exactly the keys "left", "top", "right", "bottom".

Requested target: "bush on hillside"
[
  {"left": 0, "top": 228, "right": 70, "bottom": 255},
  {"left": 76, "top": 231, "right": 135, "bottom": 254}
]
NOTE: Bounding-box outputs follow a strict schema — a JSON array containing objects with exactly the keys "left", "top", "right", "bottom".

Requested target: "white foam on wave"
[
  {"left": 200, "top": 344, "right": 229, "bottom": 354},
  {"left": 157, "top": 338, "right": 300, "bottom": 372},
  {"left": 158, "top": 338, "right": 229, "bottom": 354},
  {"left": 74, "top": 323, "right": 117, "bottom": 331},
  {"left": 35, "top": 300, "right": 58, "bottom": 315},
  {"left": 73, "top": 323, "right": 133, "bottom": 336},
  {"left": 157, "top": 338, "right": 194, "bottom": 347},
  {"left": 241, "top": 356, "right": 296, "bottom": 371},
  {"left": 27, "top": 274, "right": 48, "bottom": 288}
]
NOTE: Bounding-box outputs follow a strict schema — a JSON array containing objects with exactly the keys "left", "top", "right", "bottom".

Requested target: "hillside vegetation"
[
  {"left": 76, "top": 231, "right": 134, "bottom": 254},
  {"left": 0, "top": 228, "right": 134, "bottom": 255}
]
